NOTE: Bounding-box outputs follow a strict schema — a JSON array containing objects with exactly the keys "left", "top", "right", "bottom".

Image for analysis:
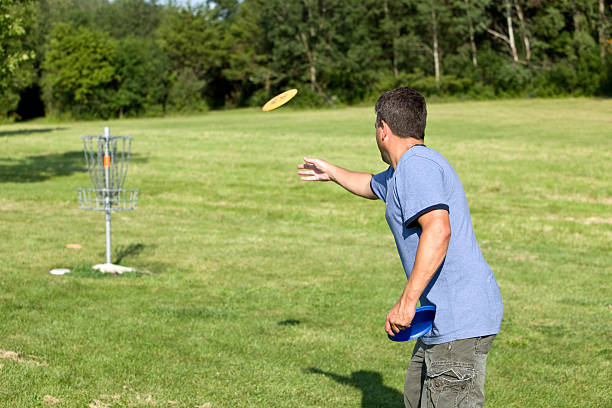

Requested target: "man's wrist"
[
  {"left": 328, "top": 165, "right": 338, "bottom": 183},
  {"left": 401, "top": 283, "right": 421, "bottom": 306},
  {"left": 400, "top": 297, "right": 419, "bottom": 309}
]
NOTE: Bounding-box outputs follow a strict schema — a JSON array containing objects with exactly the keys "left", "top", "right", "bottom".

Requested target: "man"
[{"left": 297, "top": 87, "right": 503, "bottom": 407}]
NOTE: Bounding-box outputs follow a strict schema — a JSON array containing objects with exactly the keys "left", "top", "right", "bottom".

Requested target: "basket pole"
[
  {"left": 103, "top": 126, "right": 112, "bottom": 264},
  {"left": 78, "top": 127, "right": 138, "bottom": 273}
]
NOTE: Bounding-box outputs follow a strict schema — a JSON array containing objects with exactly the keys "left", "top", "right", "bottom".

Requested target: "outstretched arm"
[{"left": 297, "top": 157, "right": 378, "bottom": 200}]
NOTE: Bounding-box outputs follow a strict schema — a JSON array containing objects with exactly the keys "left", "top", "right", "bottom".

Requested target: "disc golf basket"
[{"left": 78, "top": 127, "right": 138, "bottom": 273}]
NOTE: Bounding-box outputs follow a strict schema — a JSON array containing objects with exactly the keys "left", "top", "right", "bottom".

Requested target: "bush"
[
  {"left": 245, "top": 88, "right": 271, "bottom": 107},
  {"left": 598, "top": 55, "right": 612, "bottom": 96},
  {"left": 0, "top": 88, "right": 21, "bottom": 120},
  {"left": 495, "top": 62, "right": 532, "bottom": 94},
  {"left": 41, "top": 23, "right": 117, "bottom": 119},
  {"left": 166, "top": 68, "right": 209, "bottom": 114},
  {"left": 369, "top": 70, "right": 475, "bottom": 99},
  {"left": 285, "top": 86, "right": 330, "bottom": 109},
  {"left": 466, "top": 82, "right": 497, "bottom": 100},
  {"left": 113, "top": 37, "right": 171, "bottom": 117}
]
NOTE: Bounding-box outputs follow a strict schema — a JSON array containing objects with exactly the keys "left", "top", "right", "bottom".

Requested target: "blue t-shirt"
[{"left": 370, "top": 145, "right": 502, "bottom": 345}]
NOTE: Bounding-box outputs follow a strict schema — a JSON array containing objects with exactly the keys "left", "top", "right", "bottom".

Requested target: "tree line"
[{"left": 1, "top": 0, "right": 610, "bottom": 120}]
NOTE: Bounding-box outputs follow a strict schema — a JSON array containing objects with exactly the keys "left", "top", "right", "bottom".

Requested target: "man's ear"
[{"left": 381, "top": 120, "right": 391, "bottom": 140}]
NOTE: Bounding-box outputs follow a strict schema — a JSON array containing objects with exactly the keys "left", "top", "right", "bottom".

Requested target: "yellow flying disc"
[{"left": 262, "top": 88, "right": 298, "bottom": 112}]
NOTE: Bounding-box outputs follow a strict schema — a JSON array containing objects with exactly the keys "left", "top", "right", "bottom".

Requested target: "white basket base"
[{"left": 92, "top": 263, "right": 135, "bottom": 274}]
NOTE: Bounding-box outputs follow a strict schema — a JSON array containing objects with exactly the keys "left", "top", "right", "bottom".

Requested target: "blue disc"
[{"left": 387, "top": 306, "right": 436, "bottom": 342}]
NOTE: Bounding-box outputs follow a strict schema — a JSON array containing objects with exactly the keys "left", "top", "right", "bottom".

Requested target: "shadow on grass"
[
  {"left": 114, "top": 243, "right": 146, "bottom": 264},
  {"left": 0, "top": 127, "right": 67, "bottom": 137},
  {"left": 0, "top": 151, "right": 85, "bottom": 182},
  {"left": 307, "top": 367, "right": 404, "bottom": 408},
  {"left": 0, "top": 151, "right": 148, "bottom": 183},
  {"left": 278, "top": 319, "right": 301, "bottom": 326}
]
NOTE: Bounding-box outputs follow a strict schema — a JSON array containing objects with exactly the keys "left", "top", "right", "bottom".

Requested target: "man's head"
[{"left": 374, "top": 87, "right": 427, "bottom": 140}]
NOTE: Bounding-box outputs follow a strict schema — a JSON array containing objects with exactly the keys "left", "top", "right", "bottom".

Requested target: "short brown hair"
[{"left": 375, "top": 87, "right": 427, "bottom": 140}]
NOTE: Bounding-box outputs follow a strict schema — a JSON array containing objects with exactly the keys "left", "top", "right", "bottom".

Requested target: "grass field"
[{"left": 0, "top": 98, "right": 611, "bottom": 407}]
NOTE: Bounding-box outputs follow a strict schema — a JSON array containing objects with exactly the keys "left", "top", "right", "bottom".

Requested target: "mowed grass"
[{"left": 0, "top": 98, "right": 610, "bottom": 407}]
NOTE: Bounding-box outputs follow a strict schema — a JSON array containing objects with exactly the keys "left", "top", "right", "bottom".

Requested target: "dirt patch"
[
  {"left": 546, "top": 194, "right": 612, "bottom": 205},
  {"left": 89, "top": 390, "right": 212, "bottom": 407},
  {"left": 583, "top": 217, "right": 612, "bottom": 225},
  {"left": 88, "top": 400, "right": 110, "bottom": 408},
  {"left": 0, "top": 349, "right": 48, "bottom": 367},
  {"left": 545, "top": 215, "right": 612, "bottom": 225},
  {"left": 44, "top": 395, "right": 61, "bottom": 405}
]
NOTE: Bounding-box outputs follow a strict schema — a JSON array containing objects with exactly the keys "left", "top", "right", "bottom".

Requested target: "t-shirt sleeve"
[
  {"left": 396, "top": 157, "right": 449, "bottom": 229},
  {"left": 370, "top": 166, "right": 393, "bottom": 202}
]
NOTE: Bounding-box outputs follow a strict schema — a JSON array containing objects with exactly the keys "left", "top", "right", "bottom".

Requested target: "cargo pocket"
[
  {"left": 425, "top": 362, "right": 475, "bottom": 408},
  {"left": 474, "top": 335, "right": 495, "bottom": 356}
]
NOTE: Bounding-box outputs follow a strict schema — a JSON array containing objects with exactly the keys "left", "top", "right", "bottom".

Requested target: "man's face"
[{"left": 375, "top": 122, "right": 391, "bottom": 165}]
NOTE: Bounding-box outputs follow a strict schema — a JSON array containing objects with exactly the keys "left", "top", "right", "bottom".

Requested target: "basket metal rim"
[{"left": 78, "top": 188, "right": 139, "bottom": 211}]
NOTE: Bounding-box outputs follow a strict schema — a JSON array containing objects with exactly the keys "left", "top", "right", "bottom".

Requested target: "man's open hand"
[{"left": 297, "top": 157, "right": 335, "bottom": 181}]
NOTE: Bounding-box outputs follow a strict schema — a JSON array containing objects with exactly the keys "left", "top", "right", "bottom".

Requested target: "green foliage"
[
  {"left": 166, "top": 68, "right": 209, "bottom": 114},
  {"left": 157, "top": 5, "right": 222, "bottom": 81},
  {"left": 566, "top": 31, "right": 602, "bottom": 95},
  {"left": 495, "top": 61, "right": 532, "bottom": 93},
  {"left": 41, "top": 22, "right": 117, "bottom": 118},
  {"left": 371, "top": 70, "right": 475, "bottom": 99},
  {"left": 113, "top": 36, "right": 171, "bottom": 117},
  {"left": 98, "top": 0, "right": 162, "bottom": 39},
  {"left": 3, "top": 0, "right": 612, "bottom": 119},
  {"left": 220, "top": 0, "right": 271, "bottom": 106},
  {"left": 278, "top": 86, "right": 328, "bottom": 109},
  {"left": 252, "top": 0, "right": 386, "bottom": 105},
  {"left": 533, "top": 6, "right": 565, "bottom": 38},
  {"left": 156, "top": 4, "right": 224, "bottom": 108},
  {"left": 0, "top": 88, "right": 21, "bottom": 120},
  {"left": 0, "top": 0, "right": 34, "bottom": 87},
  {"left": 599, "top": 53, "right": 612, "bottom": 96},
  {"left": 244, "top": 87, "right": 270, "bottom": 107},
  {"left": 0, "top": 0, "right": 36, "bottom": 118}
]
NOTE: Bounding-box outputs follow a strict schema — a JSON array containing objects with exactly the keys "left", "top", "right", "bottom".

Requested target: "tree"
[
  {"left": 414, "top": 0, "right": 451, "bottom": 88},
  {"left": 157, "top": 4, "right": 221, "bottom": 82},
  {"left": 41, "top": 22, "right": 117, "bottom": 118},
  {"left": 35, "top": 0, "right": 108, "bottom": 33},
  {"left": 113, "top": 36, "right": 171, "bottom": 117},
  {"left": 258, "top": 0, "right": 394, "bottom": 104},
  {"left": 598, "top": 0, "right": 608, "bottom": 60},
  {"left": 464, "top": 0, "right": 480, "bottom": 67},
  {"left": 0, "top": 0, "right": 38, "bottom": 118},
  {"left": 445, "top": 0, "right": 491, "bottom": 69},
  {"left": 381, "top": 0, "right": 402, "bottom": 77},
  {"left": 253, "top": 0, "right": 365, "bottom": 105},
  {"left": 5, "top": 0, "right": 612, "bottom": 119},
  {"left": 101, "top": 0, "right": 162, "bottom": 39},
  {"left": 220, "top": 0, "right": 272, "bottom": 105},
  {"left": 485, "top": 0, "right": 519, "bottom": 63},
  {"left": 513, "top": 0, "right": 531, "bottom": 62},
  {"left": 0, "top": 0, "right": 34, "bottom": 91},
  {"left": 157, "top": 4, "right": 222, "bottom": 107}
]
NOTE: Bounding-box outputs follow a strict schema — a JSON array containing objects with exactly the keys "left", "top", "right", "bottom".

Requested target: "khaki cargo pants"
[{"left": 404, "top": 335, "right": 495, "bottom": 408}]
